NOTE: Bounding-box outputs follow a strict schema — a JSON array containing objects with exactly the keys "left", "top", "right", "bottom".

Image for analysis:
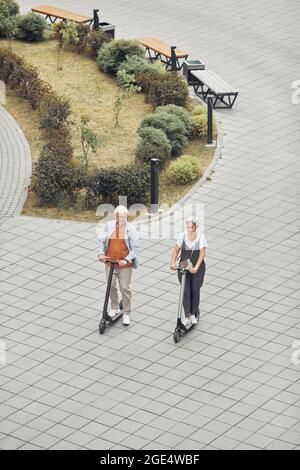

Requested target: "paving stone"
[{"left": 0, "top": 0, "right": 299, "bottom": 451}]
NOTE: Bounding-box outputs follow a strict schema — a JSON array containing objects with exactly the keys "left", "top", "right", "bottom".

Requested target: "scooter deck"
[{"left": 106, "top": 309, "right": 123, "bottom": 323}]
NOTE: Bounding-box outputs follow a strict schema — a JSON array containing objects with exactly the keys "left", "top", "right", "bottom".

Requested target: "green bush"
[
  {"left": 0, "top": 47, "right": 74, "bottom": 206},
  {"left": 192, "top": 105, "right": 206, "bottom": 116},
  {"left": 51, "top": 21, "right": 64, "bottom": 41},
  {"left": 139, "top": 111, "right": 188, "bottom": 157},
  {"left": 83, "top": 29, "right": 111, "bottom": 59},
  {"left": 134, "top": 61, "right": 166, "bottom": 92},
  {"left": 145, "top": 72, "right": 189, "bottom": 108},
  {"left": 17, "top": 12, "right": 47, "bottom": 42},
  {"left": 156, "top": 104, "right": 193, "bottom": 137},
  {"left": 117, "top": 56, "right": 166, "bottom": 89},
  {"left": 73, "top": 23, "right": 90, "bottom": 53},
  {"left": 0, "top": 1, "right": 20, "bottom": 40},
  {"left": 191, "top": 105, "right": 217, "bottom": 138},
  {"left": 166, "top": 155, "right": 201, "bottom": 185},
  {"left": 33, "top": 131, "right": 75, "bottom": 205},
  {"left": 39, "top": 93, "right": 71, "bottom": 130},
  {"left": 117, "top": 55, "right": 148, "bottom": 87},
  {"left": 96, "top": 39, "right": 145, "bottom": 73},
  {"left": 0, "top": 48, "right": 43, "bottom": 104},
  {"left": 0, "top": 14, "right": 19, "bottom": 41},
  {"left": 0, "top": 0, "right": 19, "bottom": 17},
  {"left": 118, "top": 55, "right": 151, "bottom": 76},
  {"left": 77, "top": 164, "right": 151, "bottom": 207},
  {"left": 136, "top": 127, "right": 172, "bottom": 167}
]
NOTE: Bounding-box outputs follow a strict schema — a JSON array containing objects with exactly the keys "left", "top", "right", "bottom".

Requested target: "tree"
[
  {"left": 113, "top": 70, "right": 141, "bottom": 127},
  {"left": 77, "top": 115, "right": 103, "bottom": 174},
  {"left": 54, "top": 21, "right": 79, "bottom": 70}
]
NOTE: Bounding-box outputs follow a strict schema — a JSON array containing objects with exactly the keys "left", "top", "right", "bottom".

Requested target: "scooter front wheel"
[
  {"left": 173, "top": 328, "right": 181, "bottom": 343},
  {"left": 99, "top": 320, "right": 106, "bottom": 335}
]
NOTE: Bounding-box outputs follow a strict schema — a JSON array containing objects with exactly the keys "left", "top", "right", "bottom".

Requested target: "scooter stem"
[
  {"left": 177, "top": 270, "right": 187, "bottom": 319},
  {"left": 103, "top": 262, "right": 115, "bottom": 316}
]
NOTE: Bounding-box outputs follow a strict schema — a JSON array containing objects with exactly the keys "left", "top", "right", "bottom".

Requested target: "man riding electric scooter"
[{"left": 97, "top": 205, "right": 139, "bottom": 327}]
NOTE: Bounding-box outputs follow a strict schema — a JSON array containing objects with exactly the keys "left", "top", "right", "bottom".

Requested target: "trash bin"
[
  {"left": 183, "top": 59, "right": 205, "bottom": 85},
  {"left": 99, "top": 22, "right": 115, "bottom": 39}
]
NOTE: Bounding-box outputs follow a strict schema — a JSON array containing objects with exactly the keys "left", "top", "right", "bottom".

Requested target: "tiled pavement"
[
  {"left": 0, "top": 106, "right": 31, "bottom": 226},
  {"left": 0, "top": 0, "right": 299, "bottom": 450}
]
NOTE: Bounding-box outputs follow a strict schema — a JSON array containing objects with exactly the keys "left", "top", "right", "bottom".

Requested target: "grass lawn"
[{"left": 1, "top": 38, "right": 215, "bottom": 223}]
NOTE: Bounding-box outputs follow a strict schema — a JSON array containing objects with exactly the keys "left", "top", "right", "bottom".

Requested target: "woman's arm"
[
  {"left": 170, "top": 244, "right": 181, "bottom": 270},
  {"left": 190, "top": 247, "right": 206, "bottom": 273}
]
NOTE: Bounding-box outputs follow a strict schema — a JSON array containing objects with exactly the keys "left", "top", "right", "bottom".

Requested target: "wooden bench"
[
  {"left": 137, "top": 37, "right": 189, "bottom": 71},
  {"left": 191, "top": 70, "right": 238, "bottom": 109},
  {"left": 31, "top": 4, "right": 93, "bottom": 25}
]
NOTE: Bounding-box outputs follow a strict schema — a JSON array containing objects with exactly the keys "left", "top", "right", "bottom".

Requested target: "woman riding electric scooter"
[{"left": 170, "top": 216, "right": 207, "bottom": 328}]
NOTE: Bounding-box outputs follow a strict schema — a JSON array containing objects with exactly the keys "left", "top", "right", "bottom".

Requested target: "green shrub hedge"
[
  {"left": 139, "top": 110, "right": 189, "bottom": 157},
  {"left": 136, "top": 126, "right": 172, "bottom": 167},
  {"left": 0, "top": 3, "right": 48, "bottom": 42},
  {"left": 166, "top": 155, "right": 201, "bottom": 185},
  {"left": 0, "top": 47, "right": 74, "bottom": 205},
  {"left": 83, "top": 29, "right": 111, "bottom": 59},
  {"left": 77, "top": 164, "right": 151, "bottom": 207},
  {"left": 156, "top": 104, "right": 193, "bottom": 137},
  {"left": 191, "top": 105, "right": 217, "bottom": 138},
  {"left": 144, "top": 72, "right": 189, "bottom": 108},
  {"left": 0, "top": 0, "right": 19, "bottom": 39},
  {"left": 17, "top": 12, "right": 47, "bottom": 42},
  {"left": 97, "top": 39, "right": 145, "bottom": 73},
  {"left": 0, "top": 0, "right": 19, "bottom": 17},
  {"left": 32, "top": 131, "right": 75, "bottom": 205}
]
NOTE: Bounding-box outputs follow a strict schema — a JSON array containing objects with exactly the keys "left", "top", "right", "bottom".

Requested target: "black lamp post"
[
  {"left": 171, "top": 46, "right": 177, "bottom": 71},
  {"left": 207, "top": 95, "right": 213, "bottom": 145},
  {"left": 150, "top": 158, "right": 159, "bottom": 214},
  {"left": 93, "top": 9, "right": 100, "bottom": 30}
]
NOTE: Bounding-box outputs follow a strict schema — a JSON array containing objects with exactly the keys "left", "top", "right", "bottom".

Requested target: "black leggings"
[{"left": 178, "top": 262, "right": 206, "bottom": 316}]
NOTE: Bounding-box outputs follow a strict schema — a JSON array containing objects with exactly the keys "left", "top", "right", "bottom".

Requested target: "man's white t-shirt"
[{"left": 176, "top": 232, "right": 208, "bottom": 250}]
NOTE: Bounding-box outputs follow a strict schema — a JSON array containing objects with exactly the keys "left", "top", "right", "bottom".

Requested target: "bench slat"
[
  {"left": 138, "top": 37, "right": 188, "bottom": 59},
  {"left": 31, "top": 4, "right": 93, "bottom": 23},
  {"left": 191, "top": 70, "right": 237, "bottom": 94}
]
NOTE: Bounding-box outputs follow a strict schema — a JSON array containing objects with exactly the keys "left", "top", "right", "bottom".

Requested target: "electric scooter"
[
  {"left": 99, "top": 260, "right": 123, "bottom": 335},
  {"left": 173, "top": 261, "right": 199, "bottom": 343}
]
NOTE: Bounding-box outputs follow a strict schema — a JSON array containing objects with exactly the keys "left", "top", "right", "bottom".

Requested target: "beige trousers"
[{"left": 105, "top": 264, "right": 132, "bottom": 314}]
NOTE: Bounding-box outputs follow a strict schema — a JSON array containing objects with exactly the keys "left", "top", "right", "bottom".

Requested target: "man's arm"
[
  {"left": 125, "top": 225, "right": 139, "bottom": 263},
  {"left": 96, "top": 224, "right": 109, "bottom": 258}
]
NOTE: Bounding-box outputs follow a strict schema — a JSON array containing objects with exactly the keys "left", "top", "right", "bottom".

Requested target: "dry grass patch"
[{"left": 1, "top": 38, "right": 151, "bottom": 168}]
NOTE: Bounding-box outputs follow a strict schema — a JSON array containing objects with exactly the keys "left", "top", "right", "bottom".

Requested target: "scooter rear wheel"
[
  {"left": 99, "top": 320, "right": 106, "bottom": 334},
  {"left": 173, "top": 328, "right": 181, "bottom": 343}
]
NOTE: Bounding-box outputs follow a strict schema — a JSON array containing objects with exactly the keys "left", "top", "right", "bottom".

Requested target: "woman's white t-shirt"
[{"left": 176, "top": 232, "right": 208, "bottom": 250}]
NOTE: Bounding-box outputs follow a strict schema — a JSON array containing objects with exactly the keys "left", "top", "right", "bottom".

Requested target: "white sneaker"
[
  {"left": 123, "top": 314, "right": 130, "bottom": 325},
  {"left": 107, "top": 309, "right": 119, "bottom": 319},
  {"left": 181, "top": 316, "right": 192, "bottom": 327},
  {"left": 191, "top": 315, "right": 198, "bottom": 325}
]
